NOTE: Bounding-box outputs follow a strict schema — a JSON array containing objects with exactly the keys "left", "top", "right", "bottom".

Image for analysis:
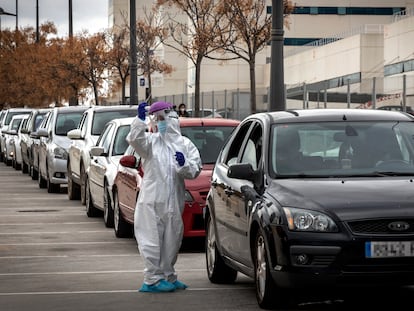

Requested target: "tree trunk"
[
  {"left": 194, "top": 57, "right": 202, "bottom": 117},
  {"left": 249, "top": 60, "right": 256, "bottom": 114},
  {"left": 121, "top": 79, "right": 126, "bottom": 104}
]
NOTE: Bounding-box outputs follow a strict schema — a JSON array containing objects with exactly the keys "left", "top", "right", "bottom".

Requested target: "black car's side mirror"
[
  {"left": 227, "top": 163, "right": 256, "bottom": 181},
  {"left": 227, "top": 163, "right": 264, "bottom": 194}
]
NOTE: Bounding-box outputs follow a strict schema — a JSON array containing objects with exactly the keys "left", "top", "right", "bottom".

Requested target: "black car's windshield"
[
  {"left": 270, "top": 121, "right": 414, "bottom": 177},
  {"left": 181, "top": 126, "right": 236, "bottom": 164}
]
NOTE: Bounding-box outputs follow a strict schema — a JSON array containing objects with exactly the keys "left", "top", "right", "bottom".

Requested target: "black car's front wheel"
[
  {"left": 205, "top": 214, "right": 237, "bottom": 284},
  {"left": 254, "top": 230, "right": 289, "bottom": 309}
]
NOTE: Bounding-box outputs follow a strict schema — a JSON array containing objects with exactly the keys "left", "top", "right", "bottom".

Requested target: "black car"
[{"left": 205, "top": 109, "right": 414, "bottom": 309}]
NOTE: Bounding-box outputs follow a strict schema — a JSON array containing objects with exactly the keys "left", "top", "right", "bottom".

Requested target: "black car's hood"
[{"left": 267, "top": 178, "right": 414, "bottom": 220}]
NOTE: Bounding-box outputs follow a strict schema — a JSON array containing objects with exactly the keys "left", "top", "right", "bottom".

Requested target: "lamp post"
[
  {"left": 69, "top": 0, "right": 73, "bottom": 37},
  {"left": 269, "top": 0, "right": 285, "bottom": 111},
  {"left": 129, "top": 0, "right": 138, "bottom": 105}
]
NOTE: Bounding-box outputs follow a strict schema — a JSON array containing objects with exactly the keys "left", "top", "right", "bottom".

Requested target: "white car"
[
  {"left": 67, "top": 105, "right": 137, "bottom": 204},
  {"left": 37, "top": 106, "right": 88, "bottom": 193},
  {"left": 0, "top": 108, "right": 32, "bottom": 163},
  {"left": 4, "top": 114, "right": 29, "bottom": 168},
  {"left": 85, "top": 117, "right": 134, "bottom": 227}
]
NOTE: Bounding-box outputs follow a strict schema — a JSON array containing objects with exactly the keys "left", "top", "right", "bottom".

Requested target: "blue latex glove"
[
  {"left": 175, "top": 151, "right": 185, "bottom": 167},
  {"left": 138, "top": 102, "right": 148, "bottom": 121}
]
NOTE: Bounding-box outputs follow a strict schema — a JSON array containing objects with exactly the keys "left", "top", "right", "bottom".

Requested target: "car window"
[
  {"left": 270, "top": 121, "right": 414, "bottom": 177},
  {"left": 55, "top": 112, "right": 83, "bottom": 136},
  {"left": 33, "top": 113, "right": 46, "bottom": 131},
  {"left": 222, "top": 121, "right": 253, "bottom": 166},
  {"left": 19, "top": 118, "right": 28, "bottom": 131},
  {"left": 92, "top": 110, "right": 136, "bottom": 136},
  {"left": 180, "top": 125, "right": 237, "bottom": 164},
  {"left": 97, "top": 123, "right": 115, "bottom": 153},
  {"left": 240, "top": 123, "right": 263, "bottom": 170},
  {"left": 112, "top": 125, "right": 131, "bottom": 156},
  {"left": 5, "top": 111, "right": 31, "bottom": 125},
  {"left": 10, "top": 118, "right": 23, "bottom": 131},
  {"left": 79, "top": 113, "right": 89, "bottom": 137}
]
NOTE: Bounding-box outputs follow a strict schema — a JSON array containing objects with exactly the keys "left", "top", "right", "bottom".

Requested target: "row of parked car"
[
  {"left": 2, "top": 105, "right": 414, "bottom": 308},
  {"left": 0, "top": 105, "right": 240, "bottom": 241}
]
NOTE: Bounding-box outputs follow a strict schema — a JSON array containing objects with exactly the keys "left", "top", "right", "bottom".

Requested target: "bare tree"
[
  {"left": 216, "top": 0, "right": 294, "bottom": 114},
  {"left": 106, "top": 27, "right": 131, "bottom": 104},
  {"left": 156, "top": 0, "right": 234, "bottom": 116},
  {"left": 77, "top": 31, "right": 110, "bottom": 105},
  {"left": 135, "top": 7, "right": 173, "bottom": 103}
]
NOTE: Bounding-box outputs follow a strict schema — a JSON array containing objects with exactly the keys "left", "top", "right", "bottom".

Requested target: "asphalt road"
[{"left": 0, "top": 163, "right": 412, "bottom": 311}]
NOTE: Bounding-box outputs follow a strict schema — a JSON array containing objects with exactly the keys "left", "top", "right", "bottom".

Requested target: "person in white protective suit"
[{"left": 126, "top": 101, "right": 202, "bottom": 293}]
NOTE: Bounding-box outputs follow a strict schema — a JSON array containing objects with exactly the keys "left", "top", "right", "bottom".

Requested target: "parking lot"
[{"left": 0, "top": 164, "right": 413, "bottom": 311}]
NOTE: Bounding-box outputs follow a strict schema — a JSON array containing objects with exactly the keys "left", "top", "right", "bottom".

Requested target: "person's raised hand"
[
  {"left": 175, "top": 151, "right": 185, "bottom": 167},
  {"left": 138, "top": 102, "right": 148, "bottom": 121}
]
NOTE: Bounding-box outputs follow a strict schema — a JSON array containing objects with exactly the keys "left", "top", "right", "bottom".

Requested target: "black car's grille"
[{"left": 347, "top": 219, "right": 414, "bottom": 234}]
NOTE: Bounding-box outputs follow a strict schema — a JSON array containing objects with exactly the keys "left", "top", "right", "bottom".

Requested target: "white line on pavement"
[{"left": 0, "top": 287, "right": 253, "bottom": 296}]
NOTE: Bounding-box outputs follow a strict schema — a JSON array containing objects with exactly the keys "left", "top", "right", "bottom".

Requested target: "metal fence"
[{"left": 152, "top": 74, "right": 414, "bottom": 120}]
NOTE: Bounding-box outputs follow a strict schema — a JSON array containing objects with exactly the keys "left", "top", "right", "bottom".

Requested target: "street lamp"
[{"left": 0, "top": 7, "right": 17, "bottom": 32}]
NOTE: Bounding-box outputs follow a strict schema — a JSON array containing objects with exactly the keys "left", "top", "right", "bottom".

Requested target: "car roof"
[
  {"left": 10, "top": 114, "right": 29, "bottom": 120},
  {"left": 108, "top": 117, "right": 135, "bottom": 126},
  {"left": 52, "top": 106, "right": 89, "bottom": 113},
  {"left": 85, "top": 105, "right": 137, "bottom": 112},
  {"left": 178, "top": 117, "right": 240, "bottom": 127},
  {"left": 247, "top": 108, "right": 414, "bottom": 124}
]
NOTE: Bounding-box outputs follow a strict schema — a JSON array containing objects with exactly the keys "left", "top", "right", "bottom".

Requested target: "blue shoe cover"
[
  {"left": 172, "top": 280, "right": 188, "bottom": 290},
  {"left": 139, "top": 280, "right": 175, "bottom": 293}
]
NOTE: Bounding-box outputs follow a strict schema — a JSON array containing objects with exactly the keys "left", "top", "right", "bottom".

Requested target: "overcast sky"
[{"left": 0, "top": 0, "right": 108, "bottom": 36}]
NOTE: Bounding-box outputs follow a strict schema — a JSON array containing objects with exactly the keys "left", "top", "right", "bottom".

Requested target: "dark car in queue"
[
  {"left": 205, "top": 109, "right": 414, "bottom": 309},
  {"left": 112, "top": 117, "right": 240, "bottom": 238}
]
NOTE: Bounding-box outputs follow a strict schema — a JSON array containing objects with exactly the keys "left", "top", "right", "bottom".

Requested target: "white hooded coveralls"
[{"left": 126, "top": 111, "right": 202, "bottom": 285}]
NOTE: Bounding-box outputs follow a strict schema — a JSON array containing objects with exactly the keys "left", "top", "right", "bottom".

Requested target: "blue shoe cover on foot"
[
  {"left": 139, "top": 280, "right": 175, "bottom": 292},
  {"left": 172, "top": 280, "right": 188, "bottom": 290}
]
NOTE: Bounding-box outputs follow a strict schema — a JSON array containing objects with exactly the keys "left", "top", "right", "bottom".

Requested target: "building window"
[
  {"left": 338, "top": 7, "right": 346, "bottom": 15},
  {"left": 310, "top": 7, "right": 318, "bottom": 15},
  {"left": 292, "top": 7, "right": 405, "bottom": 15}
]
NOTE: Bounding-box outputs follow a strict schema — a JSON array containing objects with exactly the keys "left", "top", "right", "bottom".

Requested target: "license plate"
[{"left": 365, "top": 241, "right": 414, "bottom": 258}]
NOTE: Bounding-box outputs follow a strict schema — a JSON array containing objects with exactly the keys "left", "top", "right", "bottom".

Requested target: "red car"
[{"left": 112, "top": 117, "right": 240, "bottom": 238}]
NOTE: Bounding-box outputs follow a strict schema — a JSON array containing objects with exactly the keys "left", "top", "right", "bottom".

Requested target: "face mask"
[{"left": 157, "top": 120, "right": 167, "bottom": 134}]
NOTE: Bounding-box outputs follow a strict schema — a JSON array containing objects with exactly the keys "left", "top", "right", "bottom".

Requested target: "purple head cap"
[{"left": 149, "top": 101, "right": 173, "bottom": 114}]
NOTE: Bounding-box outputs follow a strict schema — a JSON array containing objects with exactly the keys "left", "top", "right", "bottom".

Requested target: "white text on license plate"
[{"left": 365, "top": 241, "right": 414, "bottom": 258}]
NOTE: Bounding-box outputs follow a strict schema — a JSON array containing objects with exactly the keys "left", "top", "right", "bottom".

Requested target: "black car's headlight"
[{"left": 283, "top": 207, "right": 338, "bottom": 232}]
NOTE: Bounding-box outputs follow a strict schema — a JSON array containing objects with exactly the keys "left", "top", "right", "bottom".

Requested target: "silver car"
[
  {"left": 67, "top": 105, "right": 137, "bottom": 204},
  {"left": 86, "top": 117, "right": 134, "bottom": 227},
  {"left": 37, "top": 106, "right": 88, "bottom": 193},
  {"left": 0, "top": 108, "right": 32, "bottom": 163},
  {"left": 20, "top": 108, "right": 50, "bottom": 174}
]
